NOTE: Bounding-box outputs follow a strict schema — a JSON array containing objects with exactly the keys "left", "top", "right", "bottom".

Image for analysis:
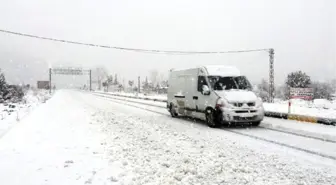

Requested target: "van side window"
[{"left": 197, "top": 76, "right": 207, "bottom": 92}]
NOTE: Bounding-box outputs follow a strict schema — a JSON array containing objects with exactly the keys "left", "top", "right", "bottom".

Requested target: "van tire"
[
  {"left": 205, "top": 108, "right": 221, "bottom": 128},
  {"left": 170, "top": 103, "right": 178, "bottom": 117}
]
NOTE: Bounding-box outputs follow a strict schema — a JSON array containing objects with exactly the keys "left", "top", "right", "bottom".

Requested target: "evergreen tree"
[
  {"left": 286, "top": 71, "right": 311, "bottom": 88},
  {"left": 0, "top": 69, "right": 7, "bottom": 93}
]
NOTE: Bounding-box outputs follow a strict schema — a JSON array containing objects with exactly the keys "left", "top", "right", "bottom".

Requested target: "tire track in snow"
[{"left": 92, "top": 93, "right": 336, "bottom": 161}]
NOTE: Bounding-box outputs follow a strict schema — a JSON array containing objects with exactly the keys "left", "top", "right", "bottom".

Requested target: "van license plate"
[{"left": 239, "top": 113, "right": 253, "bottom": 118}]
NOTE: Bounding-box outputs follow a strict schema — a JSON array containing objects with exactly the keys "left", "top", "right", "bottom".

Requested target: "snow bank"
[
  {"left": 0, "top": 89, "right": 50, "bottom": 137},
  {"left": 264, "top": 99, "right": 336, "bottom": 119}
]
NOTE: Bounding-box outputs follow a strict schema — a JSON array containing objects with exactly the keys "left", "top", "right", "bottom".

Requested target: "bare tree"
[
  {"left": 106, "top": 75, "right": 113, "bottom": 92},
  {"left": 255, "top": 79, "right": 269, "bottom": 101},
  {"left": 149, "top": 70, "right": 159, "bottom": 87},
  {"left": 128, "top": 80, "right": 134, "bottom": 87},
  {"left": 114, "top": 74, "right": 119, "bottom": 85},
  {"left": 93, "top": 67, "right": 108, "bottom": 90},
  {"left": 311, "top": 81, "right": 333, "bottom": 100}
]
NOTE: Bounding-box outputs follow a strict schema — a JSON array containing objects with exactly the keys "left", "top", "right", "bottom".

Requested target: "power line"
[{"left": 0, "top": 29, "right": 270, "bottom": 55}]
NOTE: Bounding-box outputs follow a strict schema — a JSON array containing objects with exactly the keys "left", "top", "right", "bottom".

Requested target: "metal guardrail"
[{"left": 93, "top": 92, "right": 336, "bottom": 126}]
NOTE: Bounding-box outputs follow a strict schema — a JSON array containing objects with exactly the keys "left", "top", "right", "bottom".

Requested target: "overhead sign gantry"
[{"left": 49, "top": 67, "right": 92, "bottom": 93}]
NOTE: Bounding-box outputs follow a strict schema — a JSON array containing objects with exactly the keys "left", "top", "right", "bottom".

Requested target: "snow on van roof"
[
  {"left": 204, "top": 65, "right": 240, "bottom": 76},
  {"left": 170, "top": 65, "right": 241, "bottom": 76}
]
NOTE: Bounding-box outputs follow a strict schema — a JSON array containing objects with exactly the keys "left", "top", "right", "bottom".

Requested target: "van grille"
[
  {"left": 233, "top": 103, "right": 243, "bottom": 107},
  {"left": 233, "top": 116, "right": 257, "bottom": 121},
  {"left": 232, "top": 102, "right": 255, "bottom": 107}
]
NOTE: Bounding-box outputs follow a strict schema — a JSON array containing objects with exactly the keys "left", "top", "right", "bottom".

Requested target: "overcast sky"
[{"left": 0, "top": 0, "right": 335, "bottom": 87}]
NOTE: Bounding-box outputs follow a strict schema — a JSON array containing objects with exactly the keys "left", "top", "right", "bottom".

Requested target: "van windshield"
[{"left": 208, "top": 76, "right": 252, "bottom": 90}]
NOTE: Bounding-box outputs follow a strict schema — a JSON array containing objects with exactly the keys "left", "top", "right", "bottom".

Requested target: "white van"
[{"left": 167, "top": 65, "right": 264, "bottom": 127}]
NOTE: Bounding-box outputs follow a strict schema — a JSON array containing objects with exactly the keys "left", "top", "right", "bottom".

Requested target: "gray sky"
[{"left": 0, "top": 0, "right": 335, "bottom": 87}]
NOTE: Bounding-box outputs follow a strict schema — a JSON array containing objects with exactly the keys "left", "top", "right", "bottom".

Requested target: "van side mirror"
[{"left": 202, "top": 85, "right": 210, "bottom": 95}]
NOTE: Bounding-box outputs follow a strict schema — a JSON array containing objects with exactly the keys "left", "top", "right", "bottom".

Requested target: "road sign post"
[
  {"left": 49, "top": 68, "right": 52, "bottom": 94},
  {"left": 138, "top": 76, "right": 140, "bottom": 94},
  {"left": 269, "top": 48, "right": 275, "bottom": 103},
  {"left": 288, "top": 88, "right": 314, "bottom": 114},
  {"left": 89, "top": 70, "right": 92, "bottom": 91}
]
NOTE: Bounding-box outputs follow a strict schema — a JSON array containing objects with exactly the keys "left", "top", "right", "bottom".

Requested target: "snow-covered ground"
[
  {"left": 264, "top": 99, "right": 336, "bottom": 119},
  {"left": 101, "top": 91, "right": 336, "bottom": 120},
  {"left": 0, "top": 89, "right": 50, "bottom": 138},
  {"left": 1, "top": 90, "right": 335, "bottom": 185}
]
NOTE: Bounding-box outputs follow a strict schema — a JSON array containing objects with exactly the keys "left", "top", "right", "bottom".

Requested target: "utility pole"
[
  {"left": 269, "top": 48, "right": 275, "bottom": 103},
  {"left": 123, "top": 78, "right": 125, "bottom": 91},
  {"left": 49, "top": 68, "right": 52, "bottom": 94},
  {"left": 98, "top": 75, "right": 101, "bottom": 91},
  {"left": 89, "top": 70, "right": 92, "bottom": 91},
  {"left": 138, "top": 76, "right": 140, "bottom": 93}
]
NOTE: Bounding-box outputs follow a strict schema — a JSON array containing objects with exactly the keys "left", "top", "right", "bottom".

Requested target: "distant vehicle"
[{"left": 167, "top": 65, "right": 264, "bottom": 127}]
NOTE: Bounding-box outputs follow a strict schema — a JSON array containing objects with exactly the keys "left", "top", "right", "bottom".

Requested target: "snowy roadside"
[
  {"left": 0, "top": 90, "right": 115, "bottom": 185},
  {"left": 0, "top": 89, "right": 50, "bottom": 137},
  {"left": 99, "top": 91, "right": 336, "bottom": 120},
  {"left": 263, "top": 102, "right": 336, "bottom": 120}
]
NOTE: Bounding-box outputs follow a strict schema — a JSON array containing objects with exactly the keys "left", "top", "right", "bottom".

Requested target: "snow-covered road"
[
  {"left": 93, "top": 92, "right": 336, "bottom": 142},
  {"left": 0, "top": 90, "right": 335, "bottom": 185}
]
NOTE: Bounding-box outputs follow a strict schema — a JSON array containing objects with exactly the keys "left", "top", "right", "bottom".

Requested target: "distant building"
[{"left": 37, "top": 81, "right": 50, "bottom": 89}]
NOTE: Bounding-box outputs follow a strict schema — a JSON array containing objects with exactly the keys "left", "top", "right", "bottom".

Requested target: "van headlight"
[
  {"left": 256, "top": 97, "right": 263, "bottom": 108},
  {"left": 216, "top": 98, "right": 233, "bottom": 109}
]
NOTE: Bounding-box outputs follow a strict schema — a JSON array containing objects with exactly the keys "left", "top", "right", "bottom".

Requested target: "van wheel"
[
  {"left": 205, "top": 108, "right": 220, "bottom": 128},
  {"left": 170, "top": 104, "right": 178, "bottom": 117}
]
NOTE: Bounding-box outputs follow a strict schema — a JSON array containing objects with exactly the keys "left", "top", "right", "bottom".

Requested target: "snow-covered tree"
[
  {"left": 275, "top": 84, "right": 287, "bottom": 100},
  {"left": 330, "top": 79, "right": 336, "bottom": 92},
  {"left": 143, "top": 77, "right": 149, "bottom": 90},
  {"left": 142, "top": 76, "right": 154, "bottom": 93},
  {"left": 311, "top": 81, "right": 333, "bottom": 100},
  {"left": 0, "top": 69, "right": 6, "bottom": 92},
  {"left": 107, "top": 75, "right": 113, "bottom": 85},
  {"left": 128, "top": 80, "right": 134, "bottom": 87},
  {"left": 94, "top": 67, "right": 109, "bottom": 90},
  {"left": 105, "top": 75, "right": 113, "bottom": 91},
  {"left": 114, "top": 74, "right": 118, "bottom": 85},
  {"left": 160, "top": 80, "right": 168, "bottom": 88},
  {"left": 286, "top": 71, "right": 311, "bottom": 88},
  {"left": 255, "top": 79, "right": 269, "bottom": 101}
]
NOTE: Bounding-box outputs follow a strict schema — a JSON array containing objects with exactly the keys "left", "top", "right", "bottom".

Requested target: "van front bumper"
[{"left": 220, "top": 106, "right": 264, "bottom": 123}]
